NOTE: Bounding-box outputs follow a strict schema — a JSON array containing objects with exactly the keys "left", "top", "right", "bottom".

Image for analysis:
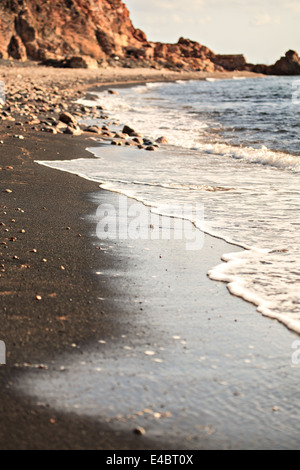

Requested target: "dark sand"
[
  {"left": 0, "top": 126, "right": 174, "bottom": 449},
  {"left": 0, "top": 68, "right": 300, "bottom": 450}
]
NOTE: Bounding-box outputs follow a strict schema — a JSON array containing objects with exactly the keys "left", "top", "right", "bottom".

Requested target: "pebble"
[
  {"left": 111, "top": 140, "right": 122, "bottom": 146},
  {"left": 132, "top": 137, "right": 143, "bottom": 145},
  {"left": 84, "top": 125, "right": 102, "bottom": 134},
  {"left": 102, "top": 131, "right": 114, "bottom": 138},
  {"left": 144, "top": 350, "right": 156, "bottom": 356},
  {"left": 59, "top": 112, "right": 78, "bottom": 126},
  {"left": 122, "top": 125, "right": 135, "bottom": 136},
  {"left": 133, "top": 427, "right": 146, "bottom": 436},
  {"left": 64, "top": 126, "right": 82, "bottom": 136},
  {"left": 114, "top": 132, "right": 127, "bottom": 139},
  {"left": 43, "top": 126, "right": 57, "bottom": 134},
  {"left": 156, "top": 136, "right": 169, "bottom": 144}
]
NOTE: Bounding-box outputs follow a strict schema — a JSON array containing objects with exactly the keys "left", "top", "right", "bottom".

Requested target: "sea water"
[{"left": 38, "top": 76, "right": 300, "bottom": 333}]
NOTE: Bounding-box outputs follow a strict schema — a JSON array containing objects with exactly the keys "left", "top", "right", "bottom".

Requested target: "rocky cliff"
[
  {"left": 0, "top": 0, "right": 147, "bottom": 63},
  {"left": 0, "top": 0, "right": 244, "bottom": 72},
  {"left": 0, "top": 0, "right": 299, "bottom": 74}
]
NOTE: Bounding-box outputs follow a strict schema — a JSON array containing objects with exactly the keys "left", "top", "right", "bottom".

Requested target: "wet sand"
[
  {"left": 0, "top": 126, "right": 181, "bottom": 449},
  {"left": 0, "top": 66, "right": 299, "bottom": 450},
  {"left": 15, "top": 150, "right": 300, "bottom": 450}
]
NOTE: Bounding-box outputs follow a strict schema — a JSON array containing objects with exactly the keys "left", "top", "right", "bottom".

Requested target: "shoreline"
[{"left": 1, "top": 65, "right": 299, "bottom": 450}]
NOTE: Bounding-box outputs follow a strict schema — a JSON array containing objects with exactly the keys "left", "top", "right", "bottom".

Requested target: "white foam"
[
  {"left": 195, "top": 143, "right": 300, "bottom": 172},
  {"left": 54, "top": 78, "right": 300, "bottom": 334},
  {"left": 77, "top": 86, "right": 300, "bottom": 173}
]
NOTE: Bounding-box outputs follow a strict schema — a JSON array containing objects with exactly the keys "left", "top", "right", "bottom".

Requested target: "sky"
[{"left": 125, "top": 0, "right": 300, "bottom": 64}]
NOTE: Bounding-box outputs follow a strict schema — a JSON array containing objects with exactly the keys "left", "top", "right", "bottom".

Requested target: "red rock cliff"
[
  {"left": 0, "top": 0, "right": 229, "bottom": 71},
  {"left": 0, "top": 0, "right": 147, "bottom": 62},
  {"left": 1, "top": 0, "right": 297, "bottom": 74}
]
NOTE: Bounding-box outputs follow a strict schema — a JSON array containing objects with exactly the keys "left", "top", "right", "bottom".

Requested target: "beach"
[{"left": 1, "top": 64, "right": 300, "bottom": 450}]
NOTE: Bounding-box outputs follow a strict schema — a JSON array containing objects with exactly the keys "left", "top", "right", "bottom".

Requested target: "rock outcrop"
[
  {"left": 150, "top": 38, "right": 223, "bottom": 72},
  {"left": 0, "top": 0, "right": 244, "bottom": 72},
  {"left": 0, "top": 0, "right": 148, "bottom": 65},
  {"left": 0, "top": 1, "right": 299, "bottom": 74},
  {"left": 251, "top": 50, "right": 300, "bottom": 75}
]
